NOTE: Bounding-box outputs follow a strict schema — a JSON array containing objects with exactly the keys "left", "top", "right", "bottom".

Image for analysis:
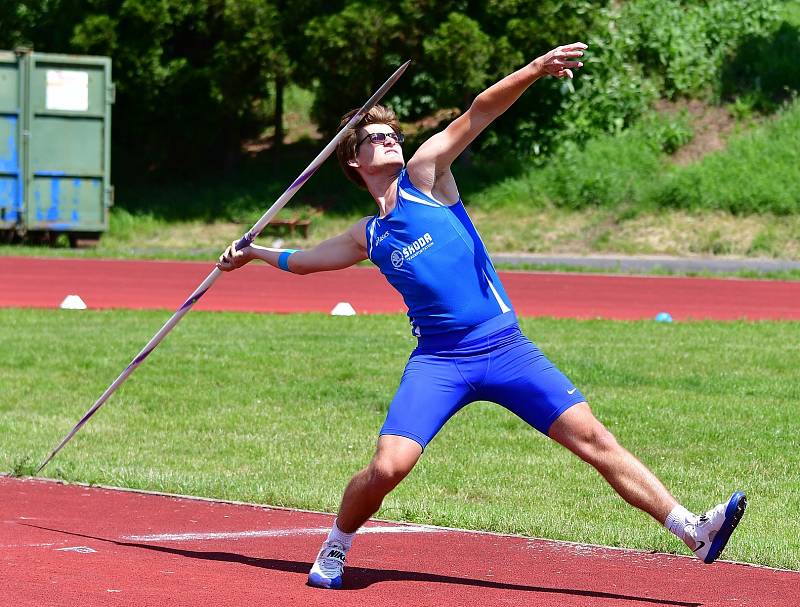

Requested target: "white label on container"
[{"left": 46, "top": 70, "right": 89, "bottom": 111}]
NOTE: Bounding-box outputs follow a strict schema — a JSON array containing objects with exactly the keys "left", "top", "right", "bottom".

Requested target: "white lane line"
[
  {"left": 56, "top": 546, "right": 97, "bottom": 554},
  {"left": 122, "top": 525, "right": 441, "bottom": 543}
]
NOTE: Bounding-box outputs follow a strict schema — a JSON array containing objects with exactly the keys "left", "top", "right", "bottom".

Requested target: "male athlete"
[{"left": 218, "top": 42, "right": 747, "bottom": 590}]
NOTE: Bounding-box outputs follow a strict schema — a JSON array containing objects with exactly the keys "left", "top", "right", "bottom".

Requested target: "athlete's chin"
[
  {"left": 384, "top": 154, "right": 405, "bottom": 168},
  {"left": 364, "top": 156, "right": 404, "bottom": 176}
]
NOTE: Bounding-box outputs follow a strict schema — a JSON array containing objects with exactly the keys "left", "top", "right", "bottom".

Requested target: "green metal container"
[{"left": 0, "top": 48, "right": 114, "bottom": 245}]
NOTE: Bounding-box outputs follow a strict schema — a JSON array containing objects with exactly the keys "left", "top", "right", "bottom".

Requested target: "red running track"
[
  {"left": 1, "top": 256, "right": 799, "bottom": 320},
  {"left": 2, "top": 476, "right": 797, "bottom": 607},
  {"left": 2, "top": 260, "right": 800, "bottom": 605}
]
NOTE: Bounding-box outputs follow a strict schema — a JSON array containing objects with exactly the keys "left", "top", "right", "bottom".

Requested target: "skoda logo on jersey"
[
  {"left": 402, "top": 233, "right": 434, "bottom": 260},
  {"left": 392, "top": 232, "right": 434, "bottom": 268}
]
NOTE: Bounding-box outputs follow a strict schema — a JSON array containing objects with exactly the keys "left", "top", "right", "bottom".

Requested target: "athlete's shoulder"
[{"left": 349, "top": 216, "right": 372, "bottom": 249}]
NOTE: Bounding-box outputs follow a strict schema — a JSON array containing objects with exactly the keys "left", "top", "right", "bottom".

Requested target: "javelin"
[{"left": 37, "top": 60, "right": 411, "bottom": 473}]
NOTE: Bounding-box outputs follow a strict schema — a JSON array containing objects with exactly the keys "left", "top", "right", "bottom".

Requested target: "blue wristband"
[{"left": 278, "top": 249, "right": 298, "bottom": 272}]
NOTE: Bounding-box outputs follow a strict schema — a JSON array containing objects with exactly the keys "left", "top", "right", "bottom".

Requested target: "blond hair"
[{"left": 336, "top": 105, "right": 402, "bottom": 189}]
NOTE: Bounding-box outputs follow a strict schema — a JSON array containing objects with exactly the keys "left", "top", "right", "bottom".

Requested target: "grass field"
[{"left": 1, "top": 309, "right": 798, "bottom": 570}]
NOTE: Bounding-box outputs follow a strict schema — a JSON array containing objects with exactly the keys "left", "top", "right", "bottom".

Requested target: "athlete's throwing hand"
[
  {"left": 217, "top": 240, "right": 254, "bottom": 272},
  {"left": 534, "top": 42, "right": 588, "bottom": 79}
]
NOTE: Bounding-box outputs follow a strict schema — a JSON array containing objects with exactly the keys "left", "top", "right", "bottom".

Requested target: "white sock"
[
  {"left": 326, "top": 519, "right": 356, "bottom": 551},
  {"left": 664, "top": 505, "right": 693, "bottom": 542}
]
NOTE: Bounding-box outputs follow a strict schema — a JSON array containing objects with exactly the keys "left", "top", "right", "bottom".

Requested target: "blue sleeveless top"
[{"left": 365, "top": 168, "right": 515, "bottom": 337}]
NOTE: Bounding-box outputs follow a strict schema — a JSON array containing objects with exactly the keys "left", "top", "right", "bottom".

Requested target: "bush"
[
  {"left": 649, "top": 100, "right": 800, "bottom": 214},
  {"left": 467, "top": 97, "right": 800, "bottom": 217},
  {"left": 465, "top": 113, "right": 692, "bottom": 211},
  {"left": 542, "top": 114, "right": 693, "bottom": 209},
  {"left": 550, "top": 0, "right": 781, "bottom": 151}
]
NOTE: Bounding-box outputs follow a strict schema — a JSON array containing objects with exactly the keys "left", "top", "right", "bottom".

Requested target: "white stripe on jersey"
[
  {"left": 483, "top": 270, "right": 512, "bottom": 313},
  {"left": 399, "top": 187, "right": 443, "bottom": 207},
  {"left": 367, "top": 218, "right": 377, "bottom": 260}
]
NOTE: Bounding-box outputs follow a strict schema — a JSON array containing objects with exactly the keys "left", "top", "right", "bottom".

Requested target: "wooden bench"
[{"left": 264, "top": 217, "right": 312, "bottom": 238}]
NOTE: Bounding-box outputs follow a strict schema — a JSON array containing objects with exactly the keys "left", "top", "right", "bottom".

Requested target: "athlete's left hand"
[{"left": 533, "top": 42, "right": 588, "bottom": 79}]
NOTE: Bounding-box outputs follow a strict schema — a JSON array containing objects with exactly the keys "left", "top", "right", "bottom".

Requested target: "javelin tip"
[{"left": 36, "top": 453, "right": 53, "bottom": 474}]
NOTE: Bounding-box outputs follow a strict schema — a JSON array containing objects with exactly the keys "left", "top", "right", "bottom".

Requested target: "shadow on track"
[{"left": 24, "top": 523, "right": 700, "bottom": 606}]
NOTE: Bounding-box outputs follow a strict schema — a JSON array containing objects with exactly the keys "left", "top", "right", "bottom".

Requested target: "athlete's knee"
[
  {"left": 577, "top": 423, "right": 621, "bottom": 462},
  {"left": 365, "top": 435, "right": 421, "bottom": 489},
  {"left": 552, "top": 406, "right": 621, "bottom": 464},
  {"left": 366, "top": 455, "right": 414, "bottom": 492}
]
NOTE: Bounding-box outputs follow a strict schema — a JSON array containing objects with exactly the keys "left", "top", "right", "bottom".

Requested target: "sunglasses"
[{"left": 357, "top": 131, "right": 405, "bottom": 148}]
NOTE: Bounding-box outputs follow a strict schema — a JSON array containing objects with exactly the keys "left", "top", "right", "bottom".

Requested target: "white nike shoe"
[
  {"left": 685, "top": 491, "right": 747, "bottom": 564},
  {"left": 308, "top": 540, "right": 347, "bottom": 589}
]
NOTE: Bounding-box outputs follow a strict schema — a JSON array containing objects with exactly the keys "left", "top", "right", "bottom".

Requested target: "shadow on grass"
[
  {"left": 115, "top": 141, "right": 368, "bottom": 223},
  {"left": 25, "top": 524, "right": 699, "bottom": 606},
  {"left": 114, "top": 131, "right": 532, "bottom": 225},
  {"left": 720, "top": 22, "right": 800, "bottom": 112}
]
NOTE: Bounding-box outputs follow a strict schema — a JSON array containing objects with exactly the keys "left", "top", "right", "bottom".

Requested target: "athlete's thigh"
[
  {"left": 480, "top": 333, "right": 585, "bottom": 435},
  {"left": 380, "top": 353, "right": 472, "bottom": 449}
]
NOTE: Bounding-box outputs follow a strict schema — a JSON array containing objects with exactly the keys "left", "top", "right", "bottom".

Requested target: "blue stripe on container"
[{"left": 48, "top": 179, "right": 61, "bottom": 221}]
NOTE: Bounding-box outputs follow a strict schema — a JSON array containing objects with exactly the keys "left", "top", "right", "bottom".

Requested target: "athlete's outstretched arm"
[
  {"left": 217, "top": 217, "right": 369, "bottom": 275},
  {"left": 407, "top": 42, "right": 587, "bottom": 190}
]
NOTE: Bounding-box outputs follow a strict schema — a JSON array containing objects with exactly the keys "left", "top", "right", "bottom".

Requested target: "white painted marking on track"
[
  {"left": 56, "top": 546, "right": 97, "bottom": 554},
  {"left": 122, "top": 525, "right": 442, "bottom": 543}
]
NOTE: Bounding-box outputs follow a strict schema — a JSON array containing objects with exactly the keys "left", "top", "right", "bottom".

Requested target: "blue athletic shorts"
[{"left": 380, "top": 317, "right": 585, "bottom": 449}]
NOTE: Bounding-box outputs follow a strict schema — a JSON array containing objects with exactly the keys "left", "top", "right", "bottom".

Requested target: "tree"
[
  {"left": 0, "top": 0, "right": 83, "bottom": 50},
  {"left": 302, "top": 0, "right": 601, "bottom": 156},
  {"left": 67, "top": 1, "right": 281, "bottom": 172},
  {"left": 303, "top": 1, "right": 404, "bottom": 134}
]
